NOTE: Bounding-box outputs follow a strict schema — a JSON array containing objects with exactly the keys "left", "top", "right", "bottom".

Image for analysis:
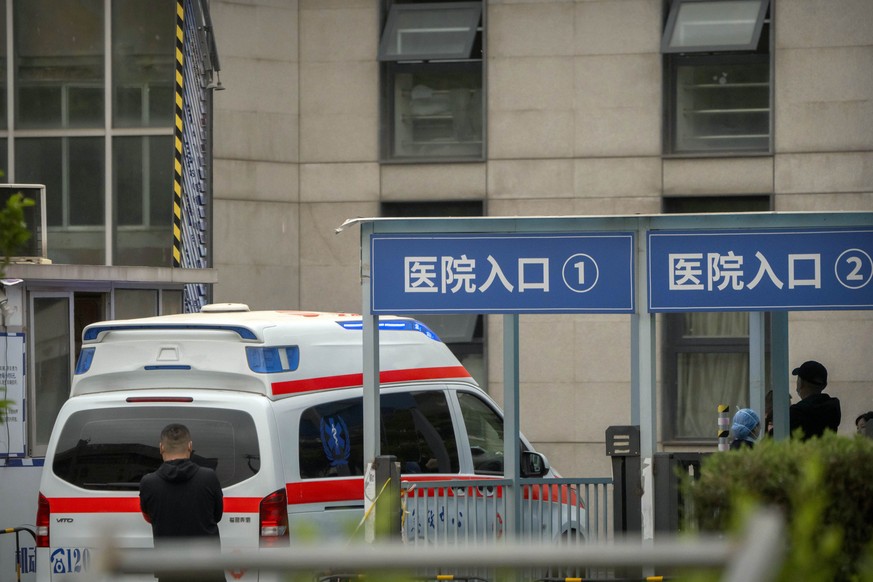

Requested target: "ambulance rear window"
[{"left": 52, "top": 407, "right": 260, "bottom": 490}]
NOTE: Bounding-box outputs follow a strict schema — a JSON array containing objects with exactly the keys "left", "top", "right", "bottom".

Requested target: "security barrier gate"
[
  {"left": 401, "top": 477, "right": 613, "bottom": 580},
  {"left": 401, "top": 477, "right": 612, "bottom": 546}
]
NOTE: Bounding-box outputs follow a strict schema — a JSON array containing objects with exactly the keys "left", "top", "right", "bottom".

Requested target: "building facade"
[
  {"left": 208, "top": 0, "right": 873, "bottom": 476},
  {"left": 0, "top": 0, "right": 870, "bottom": 482},
  {"left": 0, "top": 3, "right": 870, "bottom": 578},
  {"left": 0, "top": 5, "right": 215, "bottom": 576}
]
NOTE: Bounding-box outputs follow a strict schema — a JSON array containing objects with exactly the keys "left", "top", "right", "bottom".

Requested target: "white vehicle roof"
[{"left": 73, "top": 307, "right": 475, "bottom": 400}]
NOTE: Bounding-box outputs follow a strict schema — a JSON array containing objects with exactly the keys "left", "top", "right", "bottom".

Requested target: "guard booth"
[
  {"left": 0, "top": 264, "right": 216, "bottom": 580},
  {"left": 341, "top": 211, "right": 873, "bottom": 544}
]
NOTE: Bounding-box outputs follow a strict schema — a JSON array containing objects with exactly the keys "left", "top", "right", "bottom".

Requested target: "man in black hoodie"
[
  {"left": 140, "top": 423, "right": 224, "bottom": 581},
  {"left": 790, "top": 360, "right": 841, "bottom": 439}
]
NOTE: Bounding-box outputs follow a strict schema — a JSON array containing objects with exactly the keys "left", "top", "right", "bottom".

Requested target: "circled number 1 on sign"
[{"left": 562, "top": 253, "right": 599, "bottom": 293}]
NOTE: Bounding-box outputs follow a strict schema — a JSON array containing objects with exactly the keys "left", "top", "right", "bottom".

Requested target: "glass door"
[{"left": 27, "top": 292, "right": 73, "bottom": 456}]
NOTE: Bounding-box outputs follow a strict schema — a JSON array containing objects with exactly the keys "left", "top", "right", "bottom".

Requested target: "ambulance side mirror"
[{"left": 520, "top": 451, "right": 550, "bottom": 478}]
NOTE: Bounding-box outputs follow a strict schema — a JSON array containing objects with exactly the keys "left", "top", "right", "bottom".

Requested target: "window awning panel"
[
  {"left": 662, "top": 0, "right": 769, "bottom": 53},
  {"left": 379, "top": 2, "right": 482, "bottom": 62}
]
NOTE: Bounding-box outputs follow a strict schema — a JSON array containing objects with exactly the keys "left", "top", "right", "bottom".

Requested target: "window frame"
[
  {"left": 379, "top": 1, "right": 485, "bottom": 164},
  {"left": 381, "top": 59, "right": 485, "bottom": 163},
  {"left": 5, "top": 0, "right": 177, "bottom": 266},
  {"left": 662, "top": 0, "right": 770, "bottom": 54},
  {"left": 25, "top": 286, "right": 186, "bottom": 455},
  {"left": 50, "top": 406, "right": 261, "bottom": 490},
  {"left": 664, "top": 52, "right": 771, "bottom": 155},
  {"left": 455, "top": 390, "right": 530, "bottom": 476},
  {"left": 662, "top": 311, "right": 772, "bottom": 443},
  {"left": 662, "top": 0, "right": 772, "bottom": 156},
  {"left": 27, "top": 291, "right": 74, "bottom": 457},
  {"left": 379, "top": 2, "right": 482, "bottom": 62},
  {"left": 297, "top": 390, "right": 461, "bottom": 479}
]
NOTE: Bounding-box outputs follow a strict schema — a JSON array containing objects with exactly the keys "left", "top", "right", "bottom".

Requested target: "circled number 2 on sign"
[
  {"left": 835, "top": 248, "right": 873, "bottom": 290},
  {"left": 562, "top": 253, "right": 600, "bottom": 293}
]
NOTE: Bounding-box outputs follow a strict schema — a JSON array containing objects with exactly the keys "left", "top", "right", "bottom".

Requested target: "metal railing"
[
  {"left": 401, "top": 476, "right": 613, "bottom": 580},
  {"left": 401, "top": 477, "right": 613, "bottom": 547},
  {"left": 98, "top": 510, "right": 785, "bottom": 582}
]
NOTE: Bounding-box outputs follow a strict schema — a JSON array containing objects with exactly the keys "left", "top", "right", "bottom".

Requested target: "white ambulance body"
[{"left": 36, "top": 306, "right": 580, "bottom": 581}]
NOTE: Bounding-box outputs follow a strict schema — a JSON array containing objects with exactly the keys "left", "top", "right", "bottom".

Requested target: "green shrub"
[
  {"left": 683, "top": 433, "right": 873, "bottom": 581},
  {"left": 0, "top": 191, "right": 35, "bottom": 278}
]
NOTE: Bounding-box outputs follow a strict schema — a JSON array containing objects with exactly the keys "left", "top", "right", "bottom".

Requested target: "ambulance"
[{"left": 35, "top": 305, "right": 582, "bottom": 581}]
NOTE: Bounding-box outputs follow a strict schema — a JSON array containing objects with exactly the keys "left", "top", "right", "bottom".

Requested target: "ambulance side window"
[
  {"left": 382, "top": 391, "right": 459, "bottom": 474},
  {"left": 457, "top": 392, "right": 522, "bottom": 475},
  {"left": 299, "top": 398, "right": 365, "bottom": 478},
  {"left": 298, "top": 390, "right": 459, "bottom": 479}
]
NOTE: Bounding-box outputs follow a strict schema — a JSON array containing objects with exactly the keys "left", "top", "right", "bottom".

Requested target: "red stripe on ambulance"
[
  {"left": 45, "top": 497, "right": 262, "bottom": 513},
  {"left": 286, "top": 479, "right": 363, "bottom": 504},
  {"left": 271, "top": 365, "right": 471, "bottom": 396},
  {"left": 49, "top": 497, "right": 141, "bottom": 512},
  {"left": 44, "top": 474, "right": 572, "bottom": 514}
]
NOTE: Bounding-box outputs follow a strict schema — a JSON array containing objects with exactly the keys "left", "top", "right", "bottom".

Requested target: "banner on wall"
[{"left": 0, "top": 332, "right": 26, "bottom": 457}]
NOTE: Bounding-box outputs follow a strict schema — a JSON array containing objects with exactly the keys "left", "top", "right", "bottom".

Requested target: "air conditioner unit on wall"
[{"left": 1, "top": 184, "right": 50, "bottom": 264}]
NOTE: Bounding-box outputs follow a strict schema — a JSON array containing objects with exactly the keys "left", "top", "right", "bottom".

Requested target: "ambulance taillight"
[
  {"left": 259, "top": 489, "right": 289, "bottom": 547},
  {"left": 36, "top": 493, "right": 50, "bottom": 547}
]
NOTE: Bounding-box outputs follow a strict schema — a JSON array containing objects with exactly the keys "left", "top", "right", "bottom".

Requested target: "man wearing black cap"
[{"left": 789, "top": 360, "right": 841, "bottom": 439}]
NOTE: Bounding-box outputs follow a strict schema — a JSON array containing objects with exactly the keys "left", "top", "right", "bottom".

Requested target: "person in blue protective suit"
[{"left": 730, "top": 408, "right": 761, "bottom": 450}]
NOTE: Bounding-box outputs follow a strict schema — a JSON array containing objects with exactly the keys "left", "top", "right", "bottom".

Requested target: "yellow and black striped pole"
[
  {"left": 172, "top": 0, "right": 185, "bottom": 267},
  {"left": 718, "top": 404, "right": 730, "bottom": 451}
]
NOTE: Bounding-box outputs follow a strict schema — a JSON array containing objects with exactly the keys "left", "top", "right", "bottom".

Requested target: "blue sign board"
[
  {"left": 648, "top": 228, "right": 873, "bottom": 312},
  {"left": 371, "top": 233, "right": 635, "bottom": 314}
]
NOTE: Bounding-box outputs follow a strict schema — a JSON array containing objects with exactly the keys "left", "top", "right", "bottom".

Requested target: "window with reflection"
[
  {"left": 663, "top": 0, "right": 771, "bottom": 154},
  {"left": 6, "top": 1, "right": 175, "bottom": 266},
  {"left": 14, "top": 0, "right": 105, "bottom": 129},
  {"left": 112, "top": 0, "right": 175, "bottom": 127},
  {"left": 52, "top": 407, "right": 260, "bottom": 489},
  {"left": 456, "top": 391, "right": 529, "bottom": 475},
  {"left": 380, "top": 2, "right": 484, "bottom": 161},
  {"left": 114, "top": 288, "right": 159, "bottom": 319},
  {"left": 16, "top": 137, "right": 106, "bottom": 265},
  {"left": 298, "top": 391, "right": 460, "bottom": 479},
  {"left": 161, "top": 289, "right": 184, "bottom": 315},
  {"left": 31, "top": 296, "right": 72, "bottom": 453},
  {"left": 113, "top": 136, "right": 174, "bottom": 266},
  {"left": 457, "top": 392, "right": 505, "bottom": 475}
]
